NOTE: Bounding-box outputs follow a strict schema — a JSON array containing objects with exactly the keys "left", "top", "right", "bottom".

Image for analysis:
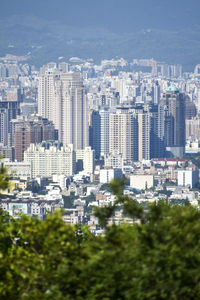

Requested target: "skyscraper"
[
  {"left": 38, "top": 71, "right": 88, "bottom": 150},
  {"left": 38, "top": 70, "right": 55, "bottom": 122},
  {"left": 102, "top": 105, "right": 164, "bottom": 163},
  {"left": 89, "top": 110, "right": 101, "bottom": 159},
  {"left": 137, "top": 111, "right": 151, "bottom": 161},
  {"left": 109, "top": 108, "right": 138, "bottom": 163},
  {"left": 99, "top": 108, "right": 110, "bottom": 157},
  {"left": 0, "top": 101, "right": 20, "bottom": 146},
  {"left": 152, "top": 81, "right": 160, "bottom": 105},
  {"left": 134, "top": 105, "right": 163, "bottom": 161},
  {"left": 160, "top": 86, "right": 185, "bottom": 157}
]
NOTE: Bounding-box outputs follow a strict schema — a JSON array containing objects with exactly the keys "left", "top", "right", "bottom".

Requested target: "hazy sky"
[{"left": 1, "top": 0, "right": 200, "bottom": 33}]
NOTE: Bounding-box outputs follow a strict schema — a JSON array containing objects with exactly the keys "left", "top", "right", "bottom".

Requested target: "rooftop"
[{"left": 167, "top": 85, "right": 179, "bottom": 92}]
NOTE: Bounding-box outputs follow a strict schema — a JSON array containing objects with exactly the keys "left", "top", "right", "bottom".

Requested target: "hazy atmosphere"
[{"left": 1, "top": 0, "right": 200, "bottom": 70}]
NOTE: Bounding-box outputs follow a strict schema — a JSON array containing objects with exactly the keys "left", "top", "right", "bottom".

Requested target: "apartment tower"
[
  {"left": 160, "top": 86, "right": 185, "bottom": 157},
  {"left": 38, "top": 71, "right": 88, "bottom": 150}
]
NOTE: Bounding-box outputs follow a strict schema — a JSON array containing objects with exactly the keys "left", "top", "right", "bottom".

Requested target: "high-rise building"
[
  {"left": 137, "top": 111, "right": 151, "bottom": 161},
  {"left": 38, "top": 71, "right": 88, "bottom": 150},
  {"left": 0, "top": 64, "right": 8, "bottom": 78},
  {"left": 160, "top": 64, "right": 170, "bottom": 77},
  {"left": 149, "top": 105, "right": 165, "bottom": 158},
  {"left": 185, "top": 98, "right": 197, "bottom": 120},
  {"left": 6, "top": 88, "right": 22, "bottom": 102},
  {"left": 0, "top": 101, "right": 20, "bottom": 146},
  {"left": 109, "top": 109, "right": 138, "bottom": 163},
  {"left": 89, "top": 110, "right": 101, "bottom": 159},
  {"left": 105, "top": 105, "right": 164, "bottom": 163},
  {"left": 58, "top": 62, "right": 69, "bottom": 73},
  {"left": 186, "top": 116, "right": 200, "bottom": 140},
  {"left": 117, "top": 105, "right": 163, "bottom": 161},
  {"left": 152, "top": 82, "right": 160, "bottom": 105},
  {"left": 99, "top": 108, "right": 110, "bottom": 157},
  {"left": 13, "top": 115, "right": 56, "bottom": 161},
  {"left": 160, "top": 86, "right": 185, "bottom": 157},
  {"left": 38, "top": 70, "right": 57, "bottom": 124},
  {"left": 170, "top": 64, "right": 182, "bottom": 78}
]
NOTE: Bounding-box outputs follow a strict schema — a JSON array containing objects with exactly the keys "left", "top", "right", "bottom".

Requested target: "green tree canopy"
[
  {"left": 0, "top": 161, "right": 9, "bottom": 192},
  {"left": 1, "top": 178, "right": 200, "bottom": 299}
]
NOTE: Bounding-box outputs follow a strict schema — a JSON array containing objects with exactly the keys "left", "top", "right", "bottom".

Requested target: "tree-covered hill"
[{"left": 1, "top": 15, "right": 200, "bottom": 71}]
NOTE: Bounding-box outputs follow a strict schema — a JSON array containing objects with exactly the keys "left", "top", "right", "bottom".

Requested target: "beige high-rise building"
[
  {"left": 38, "top": 70, "right": 56, "bottom": 122},
  {"left": 108, "top": 105, "right": 163, "bottom": 163},
  {"left": 38, "top": 71, "right": 88, "bottom": 150},
  {"left": 186, "top": 116, "right": 200, "bottom": 139},
  {"left": 109, "top": 110, "right": 138, "bottom": 163},
  {"left": 137, "top": 112, "right": 151, "bottom": 161}
]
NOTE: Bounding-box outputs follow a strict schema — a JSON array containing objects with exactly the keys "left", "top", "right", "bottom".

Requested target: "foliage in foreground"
[
  {"left": 1, "top": 179, "right": 200, "bottom": 299},
  {"left": 0, "top": 162, "right": 9, "bottom": 191}
]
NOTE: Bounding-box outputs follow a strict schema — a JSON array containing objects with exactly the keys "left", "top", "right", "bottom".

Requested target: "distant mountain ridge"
[{"left": 0, "top": 15, "right": 200, "bottom": 71}]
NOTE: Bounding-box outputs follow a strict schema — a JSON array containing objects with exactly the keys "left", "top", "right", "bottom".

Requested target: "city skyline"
[
  {"left": 0, "top": 57, "right": 198, "bottom": 164},
  {"left": 0, "top": 41, "right": 200, "bottom": 230}
]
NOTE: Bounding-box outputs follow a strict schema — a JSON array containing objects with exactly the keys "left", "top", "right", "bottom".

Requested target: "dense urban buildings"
[
  {"left": 0, "top": 58, "right": 193, "bottom": 166},
  {"left": 13, "top": 115, "right": 56, "bottom": 161},
  {"left": 1, "top": 56, "right": 200, "bottom": 227}
]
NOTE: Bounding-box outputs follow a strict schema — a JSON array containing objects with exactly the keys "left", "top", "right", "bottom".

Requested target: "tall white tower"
[
  {"left": 38, "top": 71, "right": 88, "bottom": 150},
  {"left": 38, "top": 70, "right": 56, "bottom": 122},
  {"left": 99, "top": 108, "right": 110, "bottom": 157}
]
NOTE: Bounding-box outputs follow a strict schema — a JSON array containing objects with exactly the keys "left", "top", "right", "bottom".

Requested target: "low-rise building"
[
  {"left": 99, "top": 168, "right": 123, "bottom": 183},
  {"left": 4, "top": 160, "right": 31, "bottom": 178},
  {"left": 130, "top": 174, "right": 154, "bottom": 190},
  {"left": 24, "top": 141, "right": 75, "bottom": 178},
  {"left": 0, "top": 187, "right": 64, "bottom": 219},
  {"left": 104, "top": 150, "right": 124, "bottom": 169},
  {"left": 76, "top": 146, "right": 95, "bottom": 174},
  {"left": 177, "top": 169, "right": 199, "bottom": 188}
]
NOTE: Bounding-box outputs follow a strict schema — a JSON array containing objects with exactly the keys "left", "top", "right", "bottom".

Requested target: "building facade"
[
  {"left": 160, "top": 86, "right": 185, "bottom": 157},
  {"left": 0, "top": 101, "right": 20, "bottom": 146},
  {"left": 38, "top": 71, "right": 88, "bottom": 150},
  {"left": 24, "top": 141, "right": 76, "bottom": 178},
  {"left": 109, "top": 110, "right": 138, "bottom": 163},
  {"left": 89, "top": 110, "right": 101, "bottom": 159},
  {"left": 13, "top": 115, "right": 56, "bottom": 161}
]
